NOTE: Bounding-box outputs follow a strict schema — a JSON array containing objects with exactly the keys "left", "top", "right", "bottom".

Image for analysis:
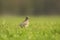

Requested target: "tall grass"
[{"left": 0, "top": 16, "right": 60, "bottom": 40}]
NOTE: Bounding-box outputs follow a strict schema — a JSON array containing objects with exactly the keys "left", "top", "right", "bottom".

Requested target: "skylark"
[{"left": 20, "top": 16, "right": 29, "bottom": 28}]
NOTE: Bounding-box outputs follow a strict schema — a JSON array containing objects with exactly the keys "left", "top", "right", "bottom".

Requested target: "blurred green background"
[
  {"left": 0, "top": 0, "right": 60, "bottom": 40},
  {"left": 0, "top": 0, "right": 60, "bottom": 16}
]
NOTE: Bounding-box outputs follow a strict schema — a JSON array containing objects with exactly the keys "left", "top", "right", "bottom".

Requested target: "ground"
[{"left": 0, "top": 16, "right": 60, "bottom": 40}]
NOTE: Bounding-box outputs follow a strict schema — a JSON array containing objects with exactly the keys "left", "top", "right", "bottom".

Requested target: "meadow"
[{"left": 0, "top": 16, "right": 60, "bottom": 40}]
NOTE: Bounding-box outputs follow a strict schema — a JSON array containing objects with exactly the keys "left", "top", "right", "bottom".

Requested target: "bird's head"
[
  {"left": 25, "top": 16, "right": 29, "bottom": 21},
  {"left": 26, "top": 16, "right": 29, "bottom": 19}
]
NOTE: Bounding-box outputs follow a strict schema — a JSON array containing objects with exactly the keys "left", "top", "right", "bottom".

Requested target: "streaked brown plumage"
[{"left": 20, "top": 16, "right": 29, "bottom": 28}]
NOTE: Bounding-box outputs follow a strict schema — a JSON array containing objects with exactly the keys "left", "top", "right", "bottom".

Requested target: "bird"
[{"left": 20, "top": 16, "right": 29, "bottom": 28}]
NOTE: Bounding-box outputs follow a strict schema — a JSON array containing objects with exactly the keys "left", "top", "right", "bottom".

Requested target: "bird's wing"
[{"left": 20, "top": 22, "right": 26, "bottom": 27}]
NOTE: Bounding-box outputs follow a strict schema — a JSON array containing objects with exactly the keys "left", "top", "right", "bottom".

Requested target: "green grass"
[{"left": 0, "top": 16, "right": 60, "bottom": 40}]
